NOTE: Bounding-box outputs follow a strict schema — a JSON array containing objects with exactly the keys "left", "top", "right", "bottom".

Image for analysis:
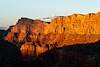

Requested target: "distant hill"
[
  {"left": 0, "top": 27, "right": 8, "bottom": 30},
  {"left": 0, "top": 29, "right": 7, "bottom": 39}
]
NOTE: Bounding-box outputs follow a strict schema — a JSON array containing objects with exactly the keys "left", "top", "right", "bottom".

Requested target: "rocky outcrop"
[
  {"left": 49, "top": 13, "right": 100, "bottom": 34},
  {"left": 5, "top": 12, "right": 100, "bottom": 57},
  {"left": 5, "top": 18, "right": 49, "bottom": 42}
]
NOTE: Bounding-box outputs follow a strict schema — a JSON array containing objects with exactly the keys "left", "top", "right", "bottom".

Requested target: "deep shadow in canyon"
[
  {"left": 39, "top": 41, "right": 100, "bottom": 67},
  {"left": 0, "top": 39, "right": 21, "bottom": 67},
  {"left": 1, "top": 38, "right": 100, "bottom": 67}
]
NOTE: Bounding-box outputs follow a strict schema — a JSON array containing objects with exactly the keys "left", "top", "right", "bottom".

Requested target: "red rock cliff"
[{"left": 5, "top": 12, "right": 100, "bottom": 57}]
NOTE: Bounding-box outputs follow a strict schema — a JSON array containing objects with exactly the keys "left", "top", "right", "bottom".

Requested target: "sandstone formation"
[{"left": 5, "top": 12, "right": 100, "bottom": 57}]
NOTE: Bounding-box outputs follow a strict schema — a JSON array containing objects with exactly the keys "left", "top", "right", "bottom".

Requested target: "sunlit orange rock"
[
  {"left": 5, "top": 12, "right": 100, "bottom": 57},
  {"left": 20, "top": 42, "right": 34, "bottom": 57},
  {"left": 36, "top": 46, "right": 48, "bottom": 56}
]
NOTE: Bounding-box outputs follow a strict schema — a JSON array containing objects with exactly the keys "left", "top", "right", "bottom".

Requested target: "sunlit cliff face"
[{"left": 5, "top": 12, "right": 100, "bottom": 57}]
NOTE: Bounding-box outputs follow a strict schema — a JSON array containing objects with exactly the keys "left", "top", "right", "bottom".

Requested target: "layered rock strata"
[{"left": 5, "top": 12, "right": 100, "bottom": 57}]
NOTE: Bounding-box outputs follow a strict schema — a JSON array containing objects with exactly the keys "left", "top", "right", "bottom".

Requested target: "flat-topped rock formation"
[{"left": 5, "top": 12, "right": 100, "bottom": 57}]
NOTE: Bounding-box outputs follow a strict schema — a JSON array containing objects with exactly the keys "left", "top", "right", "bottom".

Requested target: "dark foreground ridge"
[
  {"left": 39, "top": 41, "right": 100, "bottom": 67},
  {"left": 0, "top": 39, "right": 21, "bottom": 67},
  {"left": 0, "top": 39, "right": 100, "bottom": 67}
]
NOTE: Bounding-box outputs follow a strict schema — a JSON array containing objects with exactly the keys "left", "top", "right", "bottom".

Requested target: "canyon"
[{"left": 5, "top": 12, "right": 100, "bottom": 57}]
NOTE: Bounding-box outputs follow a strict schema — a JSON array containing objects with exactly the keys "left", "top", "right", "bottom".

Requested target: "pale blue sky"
[{"left": 0, "top": 0, "right": 100, "bottom": 27}]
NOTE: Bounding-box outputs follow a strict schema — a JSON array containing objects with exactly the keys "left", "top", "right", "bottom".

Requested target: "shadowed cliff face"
[{"left": 5, "top": 12, "right": 100, "bottom": 57}]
